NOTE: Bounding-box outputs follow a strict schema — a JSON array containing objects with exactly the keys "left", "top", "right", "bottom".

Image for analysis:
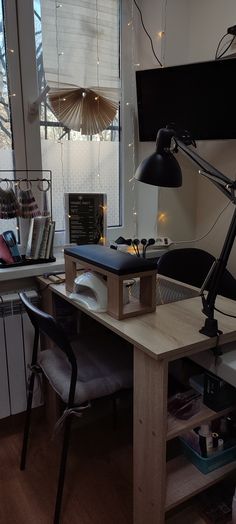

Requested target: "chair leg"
[
  {"left": 20, "top": 372, "right": 36, "bottom": 471},
  {"left": 54, "top": 416, "right": 73, "bottom": 524}
]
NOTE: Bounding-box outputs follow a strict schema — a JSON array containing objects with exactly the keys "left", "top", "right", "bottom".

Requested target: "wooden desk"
[{"left": 40, "top": 279, "right": 236, "bottom": 524}]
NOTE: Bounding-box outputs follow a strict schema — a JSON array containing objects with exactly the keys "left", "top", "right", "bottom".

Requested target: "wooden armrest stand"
[{"left": 64, "top": 244, "right": 158, "bottom": 319}]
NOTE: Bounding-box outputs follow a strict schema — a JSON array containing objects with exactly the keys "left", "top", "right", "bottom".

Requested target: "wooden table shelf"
[
  {"left": 37, "top": 276, "right": 236, "bottom": 524},
  {"left": 167, "top": 403, "right": 234, "bottom": 441},
  {"left": 166, "top": 455, "right": 236, "bottom": 511}
]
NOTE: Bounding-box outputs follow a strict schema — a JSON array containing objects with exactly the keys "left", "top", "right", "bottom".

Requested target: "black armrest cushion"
[{"left": 64, "top": 244, "right": 157, "bottom": 275}]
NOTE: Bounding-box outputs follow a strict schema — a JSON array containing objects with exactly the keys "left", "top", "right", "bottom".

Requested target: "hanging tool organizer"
[{"left": 0, "top": 170, "right": 56, "bottom": 267}]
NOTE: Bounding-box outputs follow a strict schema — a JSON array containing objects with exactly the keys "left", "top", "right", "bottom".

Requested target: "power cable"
[
  {"left": 133, "top": 0, "right": 163, "bottom": 67},
  {"left": 215, "top": 32, "right": 235, "bottom": 59},
  {"left": 173, "top": 201, "right": 232, "bottom": 246},
  {"left": 214, "top": 306, "right": 236, "bottom": 319}
]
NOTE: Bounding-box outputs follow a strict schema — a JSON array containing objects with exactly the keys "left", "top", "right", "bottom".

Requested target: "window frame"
[{"left": 3, "top": 0, "right": 135, "bottom": 248}]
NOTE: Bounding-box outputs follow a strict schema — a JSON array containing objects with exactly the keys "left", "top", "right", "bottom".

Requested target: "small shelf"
[
  {"left": 165, "top": 455, "right": 236, "bottom": 511},
  {"left": 0, "top": 256, "right": 56, "bottom": 269},
  {"left": 167, "top": 403, "right": 234, "bottom": 441},
  {"left": 166, "top": 505, "right": 206, "bottom": 524}
]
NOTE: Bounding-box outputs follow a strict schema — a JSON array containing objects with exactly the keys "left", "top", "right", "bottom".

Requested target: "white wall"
[
  {"left": 188, "top": 0, "right": 236, "bottom": 275},
  {"left": 188, "top": 0, "right": 236, "bottom": 64},
  {"left": 133, "top": 0, "right": 197, "bottom": 241},
  {"left": 133, "top": 0, "right": 163, "bottom": 240},
  {"left": 135, "top": 0, "right": 236, "bottom": 274}
]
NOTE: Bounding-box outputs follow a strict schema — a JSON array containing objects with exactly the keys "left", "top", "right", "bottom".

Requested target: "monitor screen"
[{"left": 136, "top": 58, "right": 236, "bottom": 141}]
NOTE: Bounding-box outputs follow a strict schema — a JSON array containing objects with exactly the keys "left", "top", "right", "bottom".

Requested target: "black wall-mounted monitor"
[{"left": 136, "top": 58, "right": 236, "bottom": 141}]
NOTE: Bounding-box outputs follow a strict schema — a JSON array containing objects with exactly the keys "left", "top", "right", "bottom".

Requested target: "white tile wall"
[{"left": 41, "top": 139, "right": 120, "bottom": 230}]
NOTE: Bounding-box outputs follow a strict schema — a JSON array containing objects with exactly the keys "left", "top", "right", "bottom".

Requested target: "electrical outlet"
[{"left": 154, "top": 237, "right": 173, "bottom": 248}]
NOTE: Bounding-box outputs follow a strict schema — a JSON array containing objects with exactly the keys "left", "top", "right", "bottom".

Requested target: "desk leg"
[{"left": 133, "top": 347, "right": 168, "bottom": 524}]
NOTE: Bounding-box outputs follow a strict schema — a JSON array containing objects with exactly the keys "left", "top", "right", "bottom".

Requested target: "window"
[
  {"left": 34, "top": 0, "right": 121, "bottom": 235},
  {"left": 0, "top": 0, "right": 135, "bottom": 249},
  {"left": 0, "top": 0, "right": 16, "bottom": 235}
]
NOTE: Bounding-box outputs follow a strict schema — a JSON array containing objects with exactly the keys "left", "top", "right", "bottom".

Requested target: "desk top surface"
[{"left": 50, "top": 282, "right": 236, "bottom": 361}]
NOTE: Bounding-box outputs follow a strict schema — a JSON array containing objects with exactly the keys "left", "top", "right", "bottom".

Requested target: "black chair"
[
  {"left": 19, "top": 292, "right": 133, "bottom": 524},
  {"left": 157, "top": 247, "right": 236, "bottom": 300}
]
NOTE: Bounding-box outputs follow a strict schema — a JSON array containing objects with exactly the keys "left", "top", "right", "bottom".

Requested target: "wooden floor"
[
  {"left": 0, "top": 403, "right": 209, "bottom": 524},
  {"left": 0, "top": 404, "right": 133, "bottom": 524}
]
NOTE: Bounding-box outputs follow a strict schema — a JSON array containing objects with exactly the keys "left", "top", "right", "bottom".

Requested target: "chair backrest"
[
  {"left": 157, "top": 247, "right": 236, "bottom": 300},
  {"left": 19, "top": 292, "right": 78, "bottom": 404}
]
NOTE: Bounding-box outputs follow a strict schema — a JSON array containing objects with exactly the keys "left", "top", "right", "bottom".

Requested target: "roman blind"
[{"left": 40, "top": 0, "right": 120, "bottom": 89}]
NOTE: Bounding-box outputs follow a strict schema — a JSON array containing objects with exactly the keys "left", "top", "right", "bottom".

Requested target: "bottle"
[
  {"left": 198, "top": 424, "right": 213, "bottom": 457},
  {"left": 217, "top": 438, "right": 224, "bottom": 451},
  {"left": 219, "top": 417, "right": 228, "bottom": 438},
  {"left": 232, "top": 487, "right": 236, "bottom": 524}
]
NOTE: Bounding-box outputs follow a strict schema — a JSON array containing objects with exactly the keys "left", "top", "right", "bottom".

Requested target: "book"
[
  {"left": 25, "top": 216, "right": 48, "bottom": 259},
  {"left": 45, "top": 220, "right": 55, "bottom": 259},
  {"left": 38, "top": 216, "right": 51, "bottom": 258}
]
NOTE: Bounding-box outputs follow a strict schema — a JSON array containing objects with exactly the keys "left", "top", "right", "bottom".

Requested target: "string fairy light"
[
  {"left": 133, "top": 0, "right": 163, "bottom": 67},
  {"left": 160, "top": 0, "right": 167, "bottom": 66},
  {"left": 128, "top": 0, "right": 168, "bottom": 239},
  {"left": 126, "top": 0, "right": 138, "bottom": 238},
  {"left": 95, "top": 0, "right": 102, "bottom": 188},
  {"left": 54, "top": 0, "right": 69, "bottom": 231}
]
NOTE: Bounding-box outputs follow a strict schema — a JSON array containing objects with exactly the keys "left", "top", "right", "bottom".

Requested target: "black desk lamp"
[{"left": 135, "top": 127, "right": 236, "bottom": 338}]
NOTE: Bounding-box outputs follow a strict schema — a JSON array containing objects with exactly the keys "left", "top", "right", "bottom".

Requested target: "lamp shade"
[
  {"left": 135, "top": 128, "right": 183, "bottom": 187},
  {"left": 135, "top": 151, "right": 182, "bottom": 187},
  {"left": 48, "top": 86, "right": 119, "bottom": 135}
]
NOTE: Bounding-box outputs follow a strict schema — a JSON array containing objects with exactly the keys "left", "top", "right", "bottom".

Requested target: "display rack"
[
  {"left": 0, "top": 169, "right": 53, "bottom": 219},
  {"left": 0, "top": 170, "right": 55, "bottom": 268}
]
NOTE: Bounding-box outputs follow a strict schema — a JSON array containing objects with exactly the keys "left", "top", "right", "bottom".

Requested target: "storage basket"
[{"left": 180, "top": 437, "right": 236, "bottom": 474}]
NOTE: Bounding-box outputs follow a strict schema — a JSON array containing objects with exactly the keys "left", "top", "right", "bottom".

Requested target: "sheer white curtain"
[
  {"left": 39, "top": 0, "right": 121, "bottom": 234},
  {"left": 41, "top": 0, "right": 120, "bottom": 90}
]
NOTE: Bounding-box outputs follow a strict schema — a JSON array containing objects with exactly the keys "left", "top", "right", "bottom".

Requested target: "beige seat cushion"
[{"left": 38, "top": 333, "right": 133, "bottom": 405}]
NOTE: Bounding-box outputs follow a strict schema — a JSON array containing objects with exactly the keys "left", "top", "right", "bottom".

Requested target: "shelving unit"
[
  {"left": 166, "top": 454, "right": 236, "bottom": 511},
  {"left": 167, "top": 403, "right": 234, "bottom": 440},
  {"left": 166, "top": 505, "right": 206, "bottom": 524},
  {"left": 166, "top": 397, "right": 236, "bottom": 519},
  {"left": 41, "top": 278, "right": 236, "bottom": 524}
]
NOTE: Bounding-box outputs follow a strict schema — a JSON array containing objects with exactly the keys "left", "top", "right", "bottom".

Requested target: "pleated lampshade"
[{"left": 48, "top": 85, "right": 119, "bottom": 135}]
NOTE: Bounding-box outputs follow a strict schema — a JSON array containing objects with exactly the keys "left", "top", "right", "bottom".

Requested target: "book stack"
[{"left": 26, "top": 216, "right": 55, "bottom": 260}]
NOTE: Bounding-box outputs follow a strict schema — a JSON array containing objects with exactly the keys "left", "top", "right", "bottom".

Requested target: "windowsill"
[
  {"left": 0, "top": 245, "right": 167, "bottom": 282},
  {"left": 0, "top": 248, "right": 65, "bottom": 281}
]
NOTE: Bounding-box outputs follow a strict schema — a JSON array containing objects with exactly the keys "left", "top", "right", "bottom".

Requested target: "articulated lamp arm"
[
  {"left": 135, "top": 127, "right": 236, "bottom": 338},
  {"left": 171, "top": 134, "right": 236, "bottom": 337},
  {"left": 174, "top": 136, "right": 236, "bottom": 203}
]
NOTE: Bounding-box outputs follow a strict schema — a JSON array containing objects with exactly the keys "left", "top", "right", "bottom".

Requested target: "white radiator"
[{"left": 0, "top": 290, "right": 42, "bottom": 419}]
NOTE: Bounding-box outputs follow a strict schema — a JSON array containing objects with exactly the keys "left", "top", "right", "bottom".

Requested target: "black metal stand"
[
  {"left": 135, "top": 127, "right": 236, "bottom": 340},
  {"left": 199, "top": 206, "right": 236, "bottom": 337},
  {"left": 174, "top": 135, "right": 236, "bottom": 339}
]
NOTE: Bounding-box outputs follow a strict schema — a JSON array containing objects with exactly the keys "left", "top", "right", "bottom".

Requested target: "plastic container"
[
  {"left": 180, "top": 437, "right": 236, "bottom": 474},
  {"left": 198, "top": 424, "right": 213, "bottom": 458}
]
